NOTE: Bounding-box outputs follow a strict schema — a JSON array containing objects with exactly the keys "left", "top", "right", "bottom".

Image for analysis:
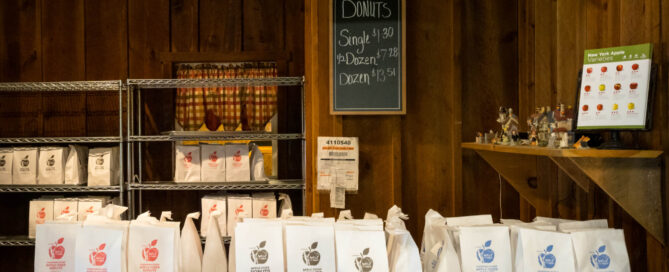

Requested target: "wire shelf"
[
  {"left": 0, "top": 185, "right": 121, "bottom": 193},
  {"left": 128, "top": 180, "right": 304, "bottom": 191},
  {"left": 127, "top": 77, "right": 304, "bottom": 88},
  {"left": 0, "top": 81, "right": 121, "bottom": 92},
  {"left": 0, "top": 136, "right": 122, "bottom": 144},
  {"left": 0, "top": 237, "right": 34, "bottom": 246},
  {"left": 129, "top": 132, "right": 303, "bottom": 142}
]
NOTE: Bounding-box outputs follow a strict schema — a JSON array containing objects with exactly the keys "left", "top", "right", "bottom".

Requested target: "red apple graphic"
[
  {"left": 260, "top": 204, "right": 269, "bottom": 217},
  {"left": 209, "top": 151, "right": 218, "bottom": 162},
  {"left": 616, "top": 65, "right": 623, "bottom": 71},
  {"left": 233, "top": 151, "right": 242, "bottom": 162},
  {"left": 584, "top": 85, "right": 591, "bottom": 92},
  {"left": 586, "top": 67, "right": 593, "bottom": 74},
  {"left": 61, "top": 206, "right": 70, "bottom": 215},
  {"left": 614, "top": 83, "right": 621, "bottom": 90},
  {"left": 86, "top": 206, "right": 95, "bottom": 214},
  {"left": 209, "top": 204, "right": 218, "bottom": 213},
  {"left": 582, "top": 105, "right": 589, "bottom": 111},
  {"left": 235, "top": 204, "right": 244, "bottom": 215},
  {"left": 89, "top": 243, "right": 107, "bottom": 266},
  {"left": 630, "top": 82, "right": 638, "bottom": 89},
  {"left": 37, "top": 207, "right": 46, "bottom": 219},
  {"left": 49, "top": 238, "right": 65, "bottom": 260},
  {"left": 632, "top": 63, "right": 639, "bottom": 70},
  {"left": 184, "top": 152, "right": 192, "bottom": 163},
  {"left": 601, "top": 66, "right": 607, "bottom": 73},
  {"left": 142, "top": 240, "right": 159, "bottom": 262},
  {"left": 597, "top": 104, "right": 603, "bottom": 111}
]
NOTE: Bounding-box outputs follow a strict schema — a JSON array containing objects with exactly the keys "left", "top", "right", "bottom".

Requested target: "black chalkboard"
[{"left": 330, "top": 0, "right": 405, "bottom": 114}]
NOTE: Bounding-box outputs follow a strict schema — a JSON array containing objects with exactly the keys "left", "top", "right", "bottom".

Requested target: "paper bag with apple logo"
[
  {"left": 202, "top": 210, "right": 227, "bottom": 272},
  {"left": 420, "top": 209, "right": 460, "bottom": 272},
  {"left": 335, "top": 218, "right": 390, "bottom": 272},
  {"left": 502, "top": 219, "right": 556, "bottom": 269},
  {"left": 0, "top": 148, "right": 13, "bottom": 184},
  {"left": 128, "top": 211, "right": 181, "bottom": 272},
  {"left": 35, "top": 220, "right": 82, "bottom": 272},
  {"left": 228, "top": 209, "right": 251, "bottom": 272},
  {"left": 88, "top": 147, "right": 120, "bottom": 186},
  {"left": 284, "top": 220, "right": 336, "bottom": 272},
  {"left": 77, "top": 219, "right": 129, "bottom": 272},
  {"left": 458, "top": 225, "right": 512, "bottom": 272},
  {"left": 444, "top": 214, "right": 493, "bottom": 260},
  {"left": 175, "top": 145, "right": 201, "bottom": 183},
  {"left": 201, "top": 144, "right": 226, "bottom": 182},
  {"left": 180, "top": 212, "right": 203, "bottom": 272},
  {"left": 234, "top": 221, "right": 284, "bottom": 271},
  {"left": 385, "top": 205, "right": 422, "bottom": 272},
  {"left": 570, "top": 229, "right": 630, "bottom": 272},
  {"left": 514, "top": 228, "right": 575, "bottom": 272},
  {"left": 38, "top": 146, "right": 69, "bottom": 185},
  {"left": 13, "top": 147, "right": 38, "bottom": 185}
]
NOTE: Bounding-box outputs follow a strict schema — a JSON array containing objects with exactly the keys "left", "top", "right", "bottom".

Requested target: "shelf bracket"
[
  {"left": 569, "top": 157, "right": 664, "bottom": 243},
  {"left": 475, "top": 150, "right": 549, "bottom": 210},
  {"left": 549, "top": 156, "right": 591, "bottom": 192}
]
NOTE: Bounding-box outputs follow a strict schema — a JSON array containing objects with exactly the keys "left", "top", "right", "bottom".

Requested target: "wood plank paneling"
[
  {"left": 243, "top": 0, "right": 284, "bottom": 51},
  {"left": 199, "top": 0, "right": 242, "bottom": 52},
  {"left": 171, "top": 0, "right": 199, "bottom": 52}
]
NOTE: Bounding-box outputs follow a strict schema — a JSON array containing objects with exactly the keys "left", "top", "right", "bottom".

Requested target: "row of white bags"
[
  {"left": 0, "top": 145, "right": 118, "bottom": 186},
  {"left": 175, "top": 143, "right": 266, "bottom": 183},
  {"left": 421, "top": 211, "right": 630, "bottom": 272},
  {"left": 34, "top": 204, "right": 421, "bottom": 272}
]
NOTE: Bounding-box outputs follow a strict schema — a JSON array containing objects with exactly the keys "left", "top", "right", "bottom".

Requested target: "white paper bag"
[
  {"left": 13, "top": 147, "right": 38, "bottom": 184},
  {"left": 227, "top": 195, "right": 252, "bottom": 235},
  {"left": 459, "top": 226, "right": 512, "bottom": 272},
  {"left": 445, "top": 214, "right": 493, "bottom": 261},
  {"left": 0, "top": 148, "right": 13, "bottom": 184},
  {"left": 202, "top": 211, "right": 227, "bottom": 272},
  {"left": 180, "top": 212, "right": 203, "bottom": 272},
  {"left": 533, "top": 216, "right": 577, "bottom": 226},
  {"left": 502, "top": 219, "right": 557, "bottom": 268},
  {"left": 201, "top": 195, "right": 227, "bottom": 237},
  {"left": 201, "top": 144, "right": 226, "bottom": 182},
  {"left": 421, "top": 210, "right": 460, "bottom": 272},
  {"left": 34, "top": 221, "right": 81, "bottom": 272},
  {"left": 515, "top": 228, "right": 576, "bottom": 272},
  {"left": 228, "top": 210, "right": 251, "bottom": 272},
  {"left": 250, "top": 144, "right": 267, "bottom": 181},
  {"left": 128, "top": 212, "right": 180, "bottom": 272},
  {"left": 77, "top": 199, "right": 104, "bottom": 222},
  {"left": 252, "top": 192, "right": 276, "bottom": 219},
  {"left": 571, "top": 229, "right": 630, "bottom": 271},
  {"left": 285, "top": 223, "right": 337, "bottom": 271},
  {"left": 88, "top": 147, "right": 120, "bottom": 186},
  {"left": 65, "top": 145, "right": 88, "bottom": 185},
  {"left": 385, "top": 205, "right": 422, "bottom": 272},
  {"left": 175, "top": 145, "right": 201, "bottom": 183},
  {"left": 235, "top": 221, "right": 285, "bottom": 271},
  {"left": 335, "top": 219, "right": 390, "bottom": 272},
  {"left": 278, "top": 193, "right": 293, "bottom": 218},
  {"left": 76, "top": 225, "right": 125, "bottom": 272},
  {"left": 225, "top": 144, "right": 250, "bottom": 182},
  {"left": 38, "top": 146, "right": 68, "bottom": 185},
  {"left": 54, "top": 198, "right": 79, "bottom": 222},
  {"left": 29, "top": 199, "right": 55, "bottom": 239},
  {"left": 557, "top": 219, "right": 608, "bottom": 233}
]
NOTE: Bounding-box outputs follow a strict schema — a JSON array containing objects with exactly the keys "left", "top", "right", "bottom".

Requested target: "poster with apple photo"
[{"left": 577, "top": 43, "right": 652, "bottom": 129}]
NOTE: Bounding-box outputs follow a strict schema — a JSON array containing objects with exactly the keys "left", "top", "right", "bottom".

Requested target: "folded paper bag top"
[
  {"left": 202, "top": 210, "right": 227, "bottom": 272},
  {"left": 128, "top": 211, "right": 180, "bottom": 272},
  {"left": 180, "top": 212, "right": 203, "bottom": 272},
  {"left": 385, "top": 205, "right": 422, "bottom": 272},
  {"left": 421, "top": 209, "right": 460, "bottom": 272}
]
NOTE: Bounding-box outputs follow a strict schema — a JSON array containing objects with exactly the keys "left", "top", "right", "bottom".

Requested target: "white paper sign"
[{"left": 317, "top": 137, "right": 359, "bottom": 191}]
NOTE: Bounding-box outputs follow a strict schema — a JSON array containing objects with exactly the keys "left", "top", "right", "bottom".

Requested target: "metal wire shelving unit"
[
  {"left": 0, "top": 80, "right": 125, "bottom": 246},
  {"left": 126, "top": 76, "right": 307, "bottom": 218}
]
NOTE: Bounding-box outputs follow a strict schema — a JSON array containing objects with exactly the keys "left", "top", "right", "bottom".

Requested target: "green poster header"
[{"left": 583, "top": 43, "right": 653, "bottom": 64}]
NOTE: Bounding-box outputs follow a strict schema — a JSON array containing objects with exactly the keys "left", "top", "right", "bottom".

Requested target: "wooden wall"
[
  {"left": 306, "top": 0, "right": 669, "bottom": 270},
  {"left": 0, "top": 0, "right": 303, "bottom": 271}
]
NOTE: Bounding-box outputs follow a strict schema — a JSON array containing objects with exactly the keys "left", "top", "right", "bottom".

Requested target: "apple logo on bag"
[
  {"left": 235, "top": 204, "right": 245, "bottom": 215},
  {"left": 476, "top": 240, "right": 495, "bottom": 264},
  {"left": 47, "top": 155, "right": 55, "bottom": 167},
  {"left": 260, "top": 204, "right": 269, "bottom": 217},
  {"left": 36, "top": 207, "right": 46, "bottom": 224},
  {"left": 21, "top": 155, "right": 30, "bottom": 167},
  {"left": 233, "top": 150, "right": 242, "bottom": 162},
  {"left": 96, "top": 155, "right": 104, "bottom": 166},
  {"left": 354, "top": 248, "right": 373, "bottom": 272},
  {"left": 89, "top": 243, "right": 107, "bottom": 266},
  {"left": 142, "top": 239, "right": 159, "bottom": 262},
  {"left": 250, "top": 241, "right": 269, "bottom": 264},
  {"left": 210, "top": 151, "right": 218, "bottom": 162},
  {"left": 302, "top": 242, "right": 321, "bottom": 266},
  {"left": 210, "top": 204, "right": 218, "bottom": 213},
  {"left": 48, "top": 238, "right": 65, "bottom": 260},
  {"left": 61, "top": 206, "right": 70, "bottom": 215},
  {"left": 538, "top": 244, "right": 556, "bottom": 269},
  {"left": 590, "top": 245, "right": 611, "bottom": 269},
  {"left": 0, "top": 155, "right": 5, "bottom": 167}
]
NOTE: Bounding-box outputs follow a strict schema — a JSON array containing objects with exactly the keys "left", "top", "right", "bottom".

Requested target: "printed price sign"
[{"left": 317, "top": 137, "right": 359, "bottom": 192}]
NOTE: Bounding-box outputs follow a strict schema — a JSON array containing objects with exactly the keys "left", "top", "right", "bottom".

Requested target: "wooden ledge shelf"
[{"left": 462, "top": 142, "right": 665, "bottom": 243}]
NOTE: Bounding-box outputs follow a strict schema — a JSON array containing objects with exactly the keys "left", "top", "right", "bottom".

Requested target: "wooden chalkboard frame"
[{"left": 329, "top": 0, "right": 406, "bottom": 115}]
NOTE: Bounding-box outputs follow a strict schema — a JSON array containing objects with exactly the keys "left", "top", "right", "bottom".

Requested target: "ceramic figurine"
[
  {"left": 548, "top": 132, "right": 557, "bottom": 148},
  {"left": 553, "top": 103, "right": 574, "bottom": 132},
  {"left": 504, "top": 108, "right": 520, "bottom": 144},
  {"left": 538, "top": 107, "right": 551, "bottom": 146},
  {"left": 573, "top": 135, "right": 591, "bottom": 149},
  {"left": 527, "top": 107, "right": 541, "bottom": 145},
  {"left": 559, "top": 132, "right": 569, "bottom": 148}
]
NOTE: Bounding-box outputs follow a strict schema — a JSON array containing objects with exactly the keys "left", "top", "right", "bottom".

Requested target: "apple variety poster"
[{"left": 577, "top": 43, "right": 653, "bottom": 129}]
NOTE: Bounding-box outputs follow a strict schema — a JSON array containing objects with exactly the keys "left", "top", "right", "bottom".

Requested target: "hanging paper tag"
[{"left": 330, "top": 184, "right": 346, "bottom": 209}]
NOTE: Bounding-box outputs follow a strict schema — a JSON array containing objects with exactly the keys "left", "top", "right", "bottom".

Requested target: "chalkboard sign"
[{"left": 330, "top": 0, "right": 406, "bottom": 114}]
